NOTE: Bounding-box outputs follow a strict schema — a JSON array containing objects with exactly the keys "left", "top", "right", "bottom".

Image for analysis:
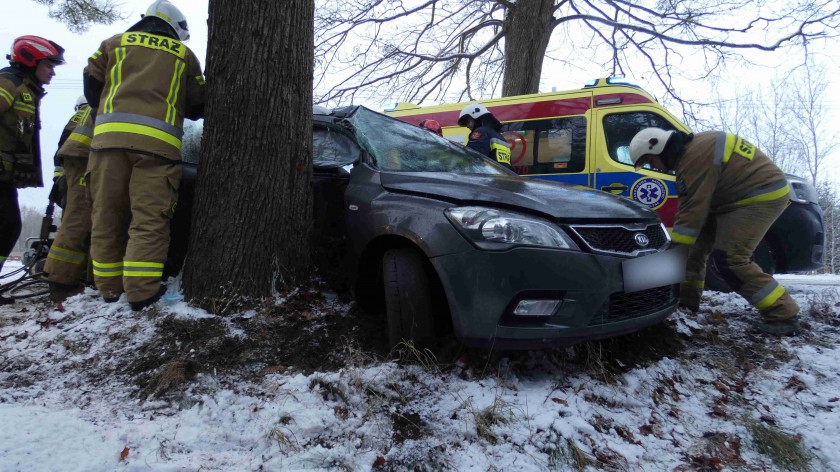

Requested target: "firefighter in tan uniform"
[
  {"left": 0, "top": 35, "right": 65, "bottom": 305},
  {"left": 43, "top": 97, "right": 95, "bottom": 302},
  {"left": 83, "top": 0, "right": 205, "bottom": 311},
  {"left": 630, "top": 128, "right": 799, "bottom": 335}
]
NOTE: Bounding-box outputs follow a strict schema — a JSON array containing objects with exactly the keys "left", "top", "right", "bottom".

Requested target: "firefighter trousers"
[
  {"left": 44, "top": 156, "right": 92, "bottom": 286},
  {"left": 88, "top": 150, "right": 180, "bottom": 303},
  {"left": 680, "top": 196, "right": 798, "bottom": 321}
]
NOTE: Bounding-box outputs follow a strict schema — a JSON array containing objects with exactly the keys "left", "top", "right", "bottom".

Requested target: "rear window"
[
  {"left": 313, "top": 126, "right": 360, "bottom": 169},
  {"left": 181, "top": 119, "right": 203, "bottom": 164}
]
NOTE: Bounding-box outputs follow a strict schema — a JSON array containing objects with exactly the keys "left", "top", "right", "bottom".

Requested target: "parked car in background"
[
  {"left": 385, "top": 77, "right": 825, "bottom": 291},
  {"left": 172, "top": 106, "right": 683, "bottom": 349}
]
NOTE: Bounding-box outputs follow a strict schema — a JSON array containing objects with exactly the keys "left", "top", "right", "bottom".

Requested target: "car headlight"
[
  {"left": 445, "top": 206, "right": 579, "bottom": 250},
  {"left": 787, "top": 177, "right": 819, "bottom": 205}
]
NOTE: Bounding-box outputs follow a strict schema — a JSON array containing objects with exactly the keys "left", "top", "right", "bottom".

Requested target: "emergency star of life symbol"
[{"left": 631, "top": 177, "right": 667, "bottom": 209}]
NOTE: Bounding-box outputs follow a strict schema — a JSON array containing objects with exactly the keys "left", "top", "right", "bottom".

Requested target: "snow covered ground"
[{"left": 1, "top": 261, "right": 839, "bottom": 471}]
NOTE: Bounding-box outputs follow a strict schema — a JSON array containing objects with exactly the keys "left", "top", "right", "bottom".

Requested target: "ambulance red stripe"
[{"left": 393, "top": 93, "right": 651, "bottom": 127}]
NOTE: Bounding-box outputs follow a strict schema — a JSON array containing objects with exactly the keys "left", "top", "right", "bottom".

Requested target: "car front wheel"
[{"left": 382, "top": 248, "right": 435, "bottom": 350}]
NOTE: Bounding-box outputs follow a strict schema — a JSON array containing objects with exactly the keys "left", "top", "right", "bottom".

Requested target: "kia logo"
[{"left": 634, "top": 233, "right": 650, "bottom": 247}]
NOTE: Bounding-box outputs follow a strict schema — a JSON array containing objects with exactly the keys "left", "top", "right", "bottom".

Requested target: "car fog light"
[{"left": 513, "top": 299, "right": 561, "bottom": 317}]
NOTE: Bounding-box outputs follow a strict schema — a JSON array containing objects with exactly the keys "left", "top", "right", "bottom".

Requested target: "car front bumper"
[{"left": 431, "top": 247, "right": 678, "bottom": 349}]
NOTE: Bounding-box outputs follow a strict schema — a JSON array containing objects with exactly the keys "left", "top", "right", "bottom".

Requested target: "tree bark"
[
  {"left": 183, "top": 0, "right": 314, "bottom": 300},
  {"left": 501, "top": 0, "right": 555, "bottom": 97}
]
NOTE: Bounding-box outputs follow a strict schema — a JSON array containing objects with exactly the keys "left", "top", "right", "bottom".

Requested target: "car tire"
[
  {"left": 704, "top": 240, "right": 777, "bottom": 293},
  {"left": 382, "top": 248, "right": 435, "bottom": 350}
]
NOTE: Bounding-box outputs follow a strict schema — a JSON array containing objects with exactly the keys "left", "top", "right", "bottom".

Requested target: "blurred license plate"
[{"left": 622, "top": 247, "right": 687, "bottom": 293}]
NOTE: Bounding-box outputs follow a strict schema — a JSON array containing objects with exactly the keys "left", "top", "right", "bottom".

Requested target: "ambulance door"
[{"left": 591, "top": 106, "right": 689, "bottom": 227}]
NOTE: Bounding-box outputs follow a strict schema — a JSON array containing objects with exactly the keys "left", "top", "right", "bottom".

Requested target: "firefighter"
[
  {"left": 0, "top": 35, "right": 65, "bottom": 305},
  {"left": 629, "top": 128, "right": 799, "bottom": 335},
  {"left": 419, "top": 119, "right": 442, "bottom": 136},
  {"left": 84, "top": 0, "right": 205, "bottom": 311},
  {"left": 457, "top": 103, "right": 512, "bottom": 170},
  {"left": 43, "top": 96, "right": 95, "bottom": 302},
  {"left": 51, "top": 96, "right": 91, "bottom": 208}
]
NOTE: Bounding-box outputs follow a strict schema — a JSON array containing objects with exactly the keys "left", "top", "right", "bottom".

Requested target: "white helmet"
[
  {"left": 144, "top": 0, "right": 190, "bottom": 42},
  {"left": 458, "top": 103, "right": 491, "bottom": 126},
  {"left": 74, "top": 95, "right": 87, "bottom": 111},
  {"left": 629, "top": 128, "right": 676, "bottom": 165}
]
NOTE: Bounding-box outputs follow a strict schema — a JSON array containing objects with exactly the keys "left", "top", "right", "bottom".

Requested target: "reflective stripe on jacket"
[
  {"left": 55, "top": 104, "right": 95, "bottom": 161},
  {"left": 85, "top": 32, "right": 205, "bottom": 160},
  {"left": 0, "top": 66, "right": 45, "bottom": 188},
  {"left": 467, "top": 125, "right": 512, "bottom": 169},
  {"left": 670, "top": 131, "right": 789, "bottom": 245}
]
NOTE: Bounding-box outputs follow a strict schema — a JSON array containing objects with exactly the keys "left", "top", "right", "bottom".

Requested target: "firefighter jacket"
[
  {"left": 0, "top": 65, "right": 45, "bottom": 188},
  {"left": 55, "top": 104, "right": 94, "bottom": 163},
  {"left": 670, "top": 131, "right": 790, "bottom": 245},
  {"left": 467, "top": 125, "right": 512, "bottom": 169},
  {"left": 84, "top": 31, "right": 205, "bottom": 161}
]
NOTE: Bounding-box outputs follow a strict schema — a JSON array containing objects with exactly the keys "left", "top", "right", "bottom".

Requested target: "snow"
[{"left": 2, "top": 260, "right": 839, "bottom": 471}]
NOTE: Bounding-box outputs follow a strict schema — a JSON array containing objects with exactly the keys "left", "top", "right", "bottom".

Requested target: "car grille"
[
  {"left": 587, "top": 284, "right": 676, "bottom": 326},
  {"left": 569, "top": 223, "right": 669, "bottom": 257}
]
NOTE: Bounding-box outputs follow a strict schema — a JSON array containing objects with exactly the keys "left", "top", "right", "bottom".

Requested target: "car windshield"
[{"left": 347, "top": 107, "right": 508, "bottom": 175}]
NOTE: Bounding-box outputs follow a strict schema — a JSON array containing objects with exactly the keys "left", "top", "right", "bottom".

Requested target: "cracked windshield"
[{"left": 348, "top": 107, "right": 508, "bottom": 175}]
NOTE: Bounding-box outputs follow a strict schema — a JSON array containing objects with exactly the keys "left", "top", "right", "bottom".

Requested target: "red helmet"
[
  {"left": 7, "top": 35, "right": 65, "bottom": 68},
  {"left": 419, "top": 119, "right": 443, "bottom": 136}
]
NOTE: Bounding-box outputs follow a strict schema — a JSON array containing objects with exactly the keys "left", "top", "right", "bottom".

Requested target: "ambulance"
[{"left": 385, "top": 78, "right": 824, "bottom": 282}]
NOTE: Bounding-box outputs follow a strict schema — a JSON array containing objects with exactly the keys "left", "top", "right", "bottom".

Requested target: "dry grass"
[
  {"left": 308, "top": 376, "right": 349, "bottom": 404},
  {"left": 804, "top": 288, "right": 839, "bottom": 326},
  {"left": 269, "top": 424, "right": 300, "bottom": 454},
  {"left": 470, "top": 396, "right": 514, "bottom": 444},
  {"left": 748, "top": 419, "right": 811, "bottom": 471},
  {"left": 141, "top": 359, "right": 197, "bottom": 398}
]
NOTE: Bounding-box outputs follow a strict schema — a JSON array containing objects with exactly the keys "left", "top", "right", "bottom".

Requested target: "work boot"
[
  {"left": 129, "top": 285, "right": 167, "bottom": 312},
  {"left": 49, "top": 282, "right": 84, "bottom": 303},
  {"left": 678, "top": 302, "right": 699, "bottom": 312},
  {"left": 99, "top": 290, "right": 123, "bottom": 303},
  {"left": 752, "top": 317, "right": 801, "bottom": 336}
]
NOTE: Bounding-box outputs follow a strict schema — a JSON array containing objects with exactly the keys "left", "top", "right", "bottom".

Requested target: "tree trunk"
[
  {"left": 182, "top": 0, "right": 314, "bottom": 300},
  {"left": 501, "top": 0, "right": 555, "bottom": 97}
]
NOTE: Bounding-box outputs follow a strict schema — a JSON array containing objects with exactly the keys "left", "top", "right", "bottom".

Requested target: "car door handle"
[{"left": 600, "top": 184, "right": 628, "bottom": 194}]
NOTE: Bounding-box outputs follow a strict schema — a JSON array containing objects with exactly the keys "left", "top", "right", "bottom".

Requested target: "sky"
[
  {"left": 2, "top": 260, "right": 840, "bottom": 470},
  {"left": 3, "top": 0, "right": 839, "bottom": 212}
]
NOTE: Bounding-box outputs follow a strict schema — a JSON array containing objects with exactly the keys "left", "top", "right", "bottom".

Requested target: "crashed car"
[{"left": 172, "top": 106, "right": 682, "bottom": 349}]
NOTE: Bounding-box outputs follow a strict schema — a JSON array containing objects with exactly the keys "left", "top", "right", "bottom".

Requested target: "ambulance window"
[
  {"left": 500, "top": 116, "right": 586, "bottom": 175},
  {"left": 603, "top": 112, "right": 676, "bottom": 167}
]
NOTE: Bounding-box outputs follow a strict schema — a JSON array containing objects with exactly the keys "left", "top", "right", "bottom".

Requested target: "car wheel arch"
[{"left": 353, "top": 236, "right": 452, "bottom": 339}]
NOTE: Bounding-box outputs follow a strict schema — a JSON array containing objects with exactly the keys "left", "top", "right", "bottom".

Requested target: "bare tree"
[
  {"left": 31, "top": 0, "right": 122, "bottom": 32},
  {"left": 711, "top": 84, "right": 798, "bottom": 173},
  {"left": 817, "top": 181, "right": 839, "bottom": 274},
  {"left": 785, "top": 58, "right": 838, "bottom": 186},
  {"left": 315, "top": 0, "right": 840, "bottom": 119},
  {"left": 182, "top": 0, "right": 315, "bottom": 301}
]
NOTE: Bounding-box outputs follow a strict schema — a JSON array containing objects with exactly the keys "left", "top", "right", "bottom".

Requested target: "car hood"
[{"left": 379, "top": 172, "right": 657, "bottom": 222}]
